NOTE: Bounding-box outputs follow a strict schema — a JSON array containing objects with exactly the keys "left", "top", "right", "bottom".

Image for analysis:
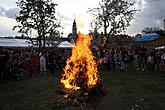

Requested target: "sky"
[{"left": 0, "top": 0, "right": 165, "bottom": 37}]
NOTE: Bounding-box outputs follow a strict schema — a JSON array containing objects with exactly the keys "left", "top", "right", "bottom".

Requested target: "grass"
[{"left": 0, "top": 69, "right": 165, "bottom": 110}]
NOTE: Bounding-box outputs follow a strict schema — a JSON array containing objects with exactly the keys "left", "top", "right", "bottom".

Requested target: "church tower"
[{"left": 72, "top": 19, "right": 77, "bottom": 40}]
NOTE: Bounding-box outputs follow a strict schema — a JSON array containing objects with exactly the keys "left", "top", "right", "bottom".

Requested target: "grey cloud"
[
  {"left": 0, "top": 5, "right": 5, "bottom": 16},
  {"left": 63, "top": 22, "right": 71, "bottom": 27},
  {"left": 0, "top": 5, "right": 19, "bottom": 19},
  {"left": 142, "top": 0, "right": 165, "bottom": 24},
  {"left": 56, "top": 12, "right": 72, "bottom": 21},
  {"left": 136, "top": 0, "right": 142, "bottom": 8},
  {"left": 127, "top": 0, "right": 165, "bottom": 35},
  {"left": 5, "top": 8, "right": 19, "bottom": 18},
  {"left": 145, "top": 0, "right": 162, "bottom": 3}
]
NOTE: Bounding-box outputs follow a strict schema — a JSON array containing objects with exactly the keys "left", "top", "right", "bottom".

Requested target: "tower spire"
[{"left": 72, "top": 19, "right": 77, "bottom": 40}]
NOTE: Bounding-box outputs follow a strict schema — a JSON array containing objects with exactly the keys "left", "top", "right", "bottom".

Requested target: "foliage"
[
  {"left": 142, "top": 27, "right": 164, "bottom": 35},
  {"left": 13, "top": 0, "right": 61, "bottom": 49},
  {"left": 109, "top": 34, "right": 132, "bottom": 46},
  {"left": 88, "top": 0, "right": 138, "bottom": 44}
]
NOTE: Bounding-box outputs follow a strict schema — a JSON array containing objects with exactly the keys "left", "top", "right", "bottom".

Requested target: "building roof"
[
  {"left": 0, "top": 37, "right": 72, "bottom": 48},
  {"left": 57, "top": 41, "right": 75, "bottom": 48},
  {"left": 134, "top": 33, "right": 160, "bottom": 42},
  {"left": 0, "top": 38, "right": 32, "bottom": 47}
]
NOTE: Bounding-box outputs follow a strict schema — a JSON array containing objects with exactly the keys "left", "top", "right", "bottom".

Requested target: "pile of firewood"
[
  {"left": 48, "top": 80, "right": 109, "bottom": 109},
  {"left": 51, "top": 83, "right": 108, "bottom": 106}
]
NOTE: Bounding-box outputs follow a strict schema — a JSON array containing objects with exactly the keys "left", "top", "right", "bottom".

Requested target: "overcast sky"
[{"left": 0, "top": 0, "right": 165, "bottom": 37}]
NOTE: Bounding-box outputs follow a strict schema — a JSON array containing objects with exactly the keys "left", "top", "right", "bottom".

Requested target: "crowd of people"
[
  {"left": 0, "top": 44, "right": 165, "bottom": 84},
  {"left": 100, "top": 44, "right": 165, "bottom": 73},
  {"left": 0, "top": 46, "right": 71, "bottom": 84}
]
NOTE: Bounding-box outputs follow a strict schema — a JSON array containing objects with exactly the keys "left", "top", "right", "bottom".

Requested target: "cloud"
[
  {"left": 5, "top": 8, "right": 19, "bottom": 18},
  {"left": 56, "top": 12, "right": 72, "bottom": 21},
  {"left": 0, "top": 5, "right": 19, "bottom": 19},
  {"left": 0, "top": 5, "right": 20, "bottom": 36},
  {"left": 0, "top": 0, "right": 165, "bottom": 37},
  {"left": 0, "top": 5, "right": 5, "bottom": 16},
  {"left": 0, "top": 16, "right": 20, "bottom": 37},
  {"left": 0, "top": 0, "right": 17, "bottom": 9},
  {"left": 126, "top": 0, "right": 165, "bottom": 35}
]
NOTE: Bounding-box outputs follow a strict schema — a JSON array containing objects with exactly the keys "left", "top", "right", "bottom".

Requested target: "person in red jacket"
[{"left": 29, "top": 49, "right": 37, "bottom": 77}]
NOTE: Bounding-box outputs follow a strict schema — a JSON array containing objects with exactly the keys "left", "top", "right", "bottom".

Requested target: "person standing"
[
  {"left": 161, "top": 49, "right": 165, "bottom": 72},
  {"left": 39, "top": 51, "right": 47, "bottom": 75},
  {"left": 128, "top": 48, "right": 135, "bottom": 71},
  {"left": 29, "top": 49, "right": 37, "bottom": 77},
  {"left": 147, "top": 52, "right": 154, "bottom": 74},
  {"left": 155, "top": 50, "right": 161, "bottom": 71},
  {"left": 47, "top": 51, "right": 55, "bottom": 76},
  {"left": 137, "top": 44, "right": 148, "bottom": 71},
  {"left": 0, "top": 47, "right": 10, "bottom": 84}
]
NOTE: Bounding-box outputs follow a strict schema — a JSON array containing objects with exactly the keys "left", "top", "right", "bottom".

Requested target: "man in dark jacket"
[{"left": 0, "top": 46, "right": 10, "bottom": 84}]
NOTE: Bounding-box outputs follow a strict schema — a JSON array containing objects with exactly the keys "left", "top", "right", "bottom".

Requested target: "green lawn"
[{"left": 0, "top": 70, "right": 165, "bottom": 110}]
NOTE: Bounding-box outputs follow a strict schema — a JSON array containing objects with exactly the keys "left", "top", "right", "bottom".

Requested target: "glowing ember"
[{"left": 60, "top": 32, "right": 99, "bottom": 91}]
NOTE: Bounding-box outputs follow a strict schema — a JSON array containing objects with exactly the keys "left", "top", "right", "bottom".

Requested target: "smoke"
[{"left": 77, "top": 17, "right": 85, "bottom": 28}]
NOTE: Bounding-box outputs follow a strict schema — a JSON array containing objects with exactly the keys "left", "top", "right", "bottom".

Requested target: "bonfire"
[
  {"left": 59, "top": 32, "right": 106, "bottom": 95},
  {"left": 52, "top": 32, "right": 108, "bottom": 109}
]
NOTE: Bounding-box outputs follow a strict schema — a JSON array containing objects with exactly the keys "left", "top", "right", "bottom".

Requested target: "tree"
[
  {"left": 13, "top": 0, "right": 61, "bottom": 50},
  {"left": 142, "top": 27, "right": 164, "bottom": 35},
  {"left": 88, "top": 0, "right": 137, "bottom": 45},
  {"left": 46, "top": 26, "right": 62, "bottom": 47}
]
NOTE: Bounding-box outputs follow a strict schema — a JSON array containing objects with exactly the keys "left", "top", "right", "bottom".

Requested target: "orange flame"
[{"left": 60, "top": 32, "right": 99, "bottom": 91}]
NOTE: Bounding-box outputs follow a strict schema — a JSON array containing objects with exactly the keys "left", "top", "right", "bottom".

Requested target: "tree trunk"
[
  {"left": 43, "top": 36, "right": 45, "bottom": 49},
  {"left": 41, "top": 17, "right": 45, "bottom": 49},
  {"left": 103, "top": 19, "right": 109, "bottom": 47},
  {"left": 39, "top": 35, "right": 42, "bottom": 52},
  {"left": 38, "top": 27, "right": 42, "bottom": 52},
  {"left": 104, "top": 19, "right": 107, "bottom": 38},
  {"left": 106, "top": 32, "right": 111, "bottom": 45}
]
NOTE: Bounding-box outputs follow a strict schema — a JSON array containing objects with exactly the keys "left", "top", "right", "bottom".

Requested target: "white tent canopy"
[
  {"left": 0, "top": 38, "right": 32, "bottom": 47},
  {"left": 57, "top": 41, "right": 74, "bottom": 48}
]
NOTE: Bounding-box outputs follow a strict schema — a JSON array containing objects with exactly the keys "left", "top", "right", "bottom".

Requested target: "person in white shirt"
[
  {"left": 161, "top": 52, "right": 165, "bottom": 62},
  {"left": 39, "top": 52, "right": 47, "bottom": 75},
  {"left": 161, "top": 50, "right": 165, "bottom": 72}
]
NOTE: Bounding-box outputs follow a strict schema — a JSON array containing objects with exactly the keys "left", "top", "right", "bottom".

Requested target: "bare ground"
[{"left": 0, "top": 70, "right": 165, "bottom": 110}]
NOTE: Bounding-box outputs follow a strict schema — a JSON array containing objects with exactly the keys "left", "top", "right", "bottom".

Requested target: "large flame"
[{"left": 60, "top": 32, "right": 99, "bottom": 91}]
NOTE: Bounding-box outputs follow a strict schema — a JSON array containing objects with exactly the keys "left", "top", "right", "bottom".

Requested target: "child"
[
  {"left": 115, "top": 52, "right": 121, "bottom": 72},
  {"left": 147, "top": 53, "right": 154, "bottom": 74}
]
